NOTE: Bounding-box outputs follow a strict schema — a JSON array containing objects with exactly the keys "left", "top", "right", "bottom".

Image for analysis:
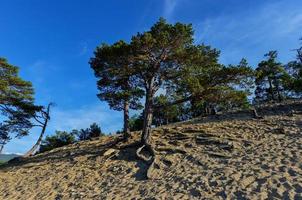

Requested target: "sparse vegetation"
[
  {"left": 39, "top": 131, "right": 76, "bottom": 153},
  {"left": 72, "top": 123, "right": 104, "bottom": 141}
]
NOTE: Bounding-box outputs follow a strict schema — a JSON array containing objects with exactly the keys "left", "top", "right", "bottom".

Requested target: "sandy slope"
[{"left": 0, "top": 102, "right": 302, "bottom": 200}]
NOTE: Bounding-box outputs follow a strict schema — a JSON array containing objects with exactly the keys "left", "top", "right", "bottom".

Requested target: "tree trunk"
[
  {"left": 268, "top": 78, "right": 275, "bottom": 101},
  {"left": 141, "top": 88, "right": 154, "bottom": 145},
  {"left": 24, "top": 104, "right": 51, "bottom": 157},
  {"left": 275, "top": 82, "right": 282, "bottom": 102},
  {"left": 276, "top": 88, "right": 282, "bottom": 102},
  {"left": 0, "top": 144, "right": 4, "bottom": 154},
  {"left": 123, "top": 100, "right": 130, "bottom": 140}
]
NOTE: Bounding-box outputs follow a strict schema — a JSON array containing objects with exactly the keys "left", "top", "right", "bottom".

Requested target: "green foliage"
[
  {"left": 255, "top": 51, "right": 289, "bottom": 102},
  {"left": 0, "top": 58, "right": 34, "bottom": 102},
  {"left": 153, "top": 95, "right": 181, "bottom": 126},
  {"left": 89, "top": 19, "right": 302, "bottom": 147},
  {"left": 72, "top": 123, "right": 104, "bottom": 141},
  {"left": 131, "top": 18, "right": 194, "bottom": 90},
  {"left": 0, "top": 57, "right": 39, "bottom": 152},
  {"left": 176, "top": 45, "right": 254, "bottom": 116},
  {"left": 39, "top": 131, "right": 76, "bottom": 153},
  {"left": 90, "top": 41, "right": 144, "bottom": 111},
  {"left": 284, "top": 39, "right": 302, "bottom": 95},
  {"left": 129, "top": 114, "right": 144, "bottom": 131},
  {"left": 90, "top": 40, "right": 144, "bottom": 138}
]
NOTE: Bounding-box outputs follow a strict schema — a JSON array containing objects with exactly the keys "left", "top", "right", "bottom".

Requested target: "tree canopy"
[
  {"left": 0, "top": 58, "right": 39, "bottom": 153},
  {"left": 90, "top": 40, "right": 144, "bottom": 139},
  {"left": 254, "top": 51, "right": 289, "bottom": 102}
]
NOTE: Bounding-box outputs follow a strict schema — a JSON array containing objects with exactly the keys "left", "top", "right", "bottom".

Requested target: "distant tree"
[
  {"left": 90, "top": 41, "right": 144, "bottom": 140},
  {"left": 285, "top": 39, "right": 302, "bottom": 95},
  {"left": 89, "top": 123, "right": 103, "bottom": 138},
  {"left": 72, "top": 123, "right": 104, "bottom": 141},
  {"left": 254, "top": 51, "right": 288, "bottom": 102},
  {"left": 129, "top": 114, "right": 144, "bottom": 131},
  {"left": 0, "top": 57, "right": 38, "bottom": 153},
  {"left": 152, "top": 95, "right": 180, "bottom": 126},
  {"left": 39, "top": 131, "right": 76, "bottom": 153},
  {"left": 131, "top": 18, "right": 194, "bottom": 146},
  {"left": 72, "top": 128, "right": 90, "bottom": 141}
]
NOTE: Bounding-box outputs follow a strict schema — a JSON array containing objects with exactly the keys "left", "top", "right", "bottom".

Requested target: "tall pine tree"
[{"left": 90, "top": 41, "right": 144, "bottom": 139}]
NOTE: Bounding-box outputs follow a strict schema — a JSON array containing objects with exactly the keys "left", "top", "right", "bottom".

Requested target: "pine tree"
[
  {"left": 152, "top": 94, "right": 180, "bottom": 126},
  {"left": 255, "top": 51, "right": 288, "bottom": 102},
  {"left": 285, "top": 38, "right": 302, "bottom": 95},
  {"left": 90, "top": 41, "right": 144, "bottom": 139},
  {"left": 131, "top": 18, "right": 194, "bottom": 146},
  {"left": 0, "top": 57, "right": 38, "bottom": 153},
  {"left": 175, "top": 45, "right": 254, "bottom": 115}
]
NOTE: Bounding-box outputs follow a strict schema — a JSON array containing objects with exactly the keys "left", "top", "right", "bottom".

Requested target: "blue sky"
[{"left": 1, "top": 0, "right": 301, "bottom": 154}]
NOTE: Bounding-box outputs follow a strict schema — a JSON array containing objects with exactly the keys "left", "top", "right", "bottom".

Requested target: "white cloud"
[{"left": 2, "top": 152, "right": 23, "bottom": 155}]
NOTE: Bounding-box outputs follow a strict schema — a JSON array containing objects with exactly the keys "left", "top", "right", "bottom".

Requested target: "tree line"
[{"left": 0, "top": 18, "right": 301, "bottom": 155}]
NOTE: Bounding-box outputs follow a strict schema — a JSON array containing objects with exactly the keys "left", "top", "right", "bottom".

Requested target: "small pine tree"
[
  {"left": 255, "top": 51, "right": 288, "bottom": 102},
  {"left": 39, "top": 131, "right": 76, "bottom": 153}
]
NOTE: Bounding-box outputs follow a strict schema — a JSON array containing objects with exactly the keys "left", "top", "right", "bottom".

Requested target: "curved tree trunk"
[
  {"left": 24, "top": 104, "right": 51, "bottom": 157},
  {"left": 123, "top": 101, "right": 130, "bottom": 140}
]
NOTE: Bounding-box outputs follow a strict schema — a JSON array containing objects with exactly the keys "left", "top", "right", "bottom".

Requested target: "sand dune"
[{"left": 0, "top": 101, "right": 302, "bottom": 199}]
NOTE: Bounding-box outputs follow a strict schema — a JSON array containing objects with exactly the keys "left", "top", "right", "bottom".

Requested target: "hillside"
[
  {"left": 0, "top": 101, "right": 302, "bottom": 199},
  {"left": 0, "top": 154, "right": 19, "bottom": 163}
]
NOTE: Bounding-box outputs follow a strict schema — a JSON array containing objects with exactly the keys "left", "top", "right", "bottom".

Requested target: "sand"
[{"left": 0, "top": 102, "right": 301, "bottom": 199}]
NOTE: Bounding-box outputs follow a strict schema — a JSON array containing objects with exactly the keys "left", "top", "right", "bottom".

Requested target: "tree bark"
[
  {"left": 268, "top": 78, "right": 275, "bottom": 101},
  {"left": 123, "top": 100, "right": 130, "bottom": 140},
  {"left": 141, "top": 88, "right": 154, "bottom": 145},
  {"left": 24, "top": 104, "right": 51, "bottom": 157}
]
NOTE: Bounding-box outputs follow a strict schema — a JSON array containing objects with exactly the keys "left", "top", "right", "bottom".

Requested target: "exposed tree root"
[
  {"left": 136, "top": 143, "right": 159, "bottom": 179},
  {"left": 136, "top": 144, "right": 154, "bottom": 163}
]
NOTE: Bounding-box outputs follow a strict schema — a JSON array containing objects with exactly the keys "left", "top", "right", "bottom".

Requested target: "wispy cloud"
[
  {"left": 163, "top": 0, "right": 181, "bottom": 19},
  {"left": 49, "top": 104, "right": 122, "bottom": 134},
  {"left": 78, "top": 41, "right": 89, "bottom": 56},
  {"left": 194, "top": 1, "right": 302, "bottom": 65}
]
